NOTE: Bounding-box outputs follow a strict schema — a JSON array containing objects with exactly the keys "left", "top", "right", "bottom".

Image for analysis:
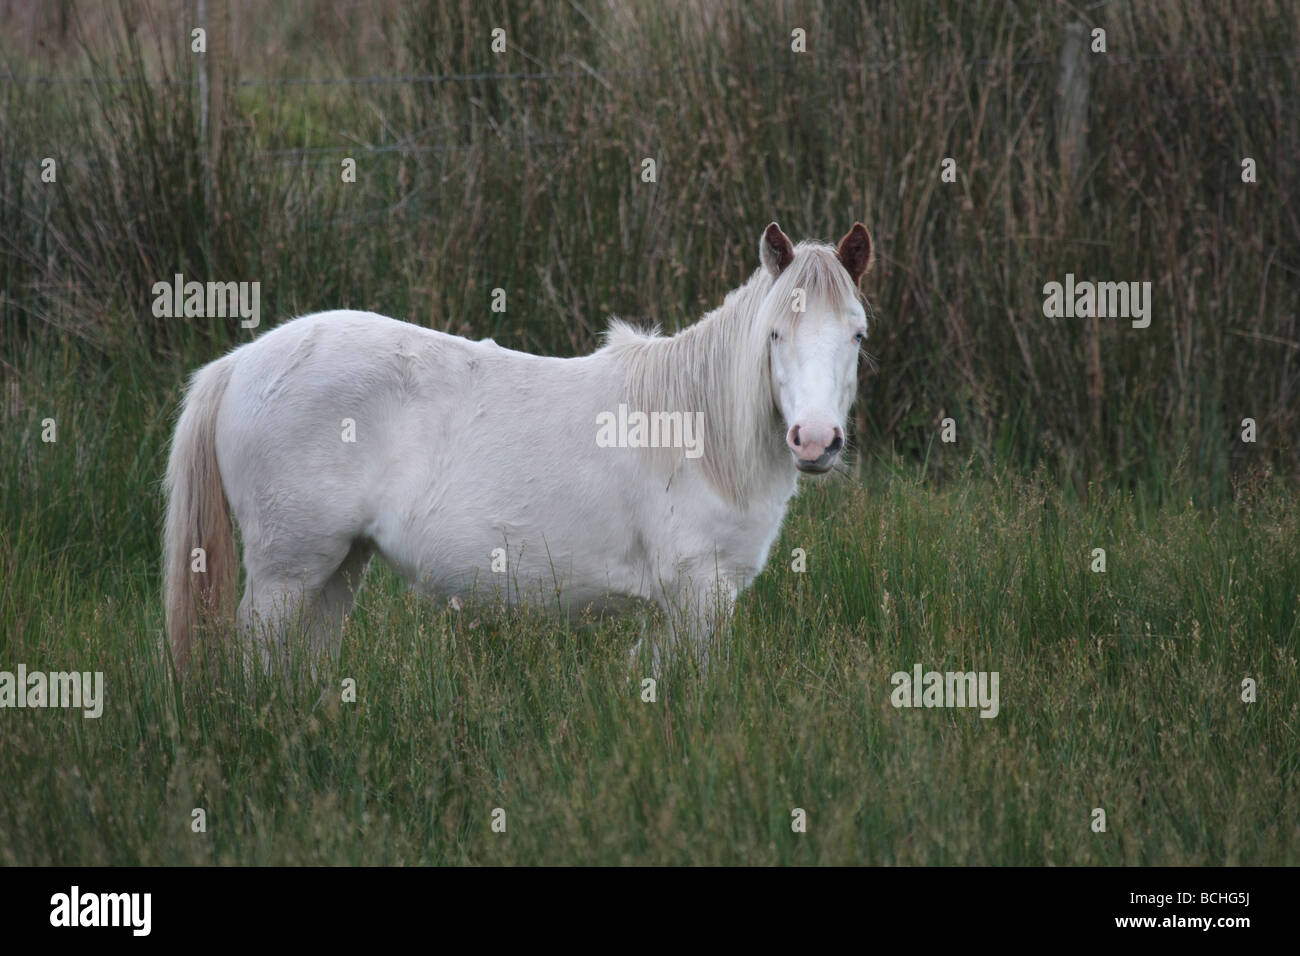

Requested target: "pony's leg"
[
  {"left": 628, "top": 616, "right": 656, "bottom": 677},
  {"left": 641, "top": 575, "right": 737, "bottom": 674},
  {"left": 308, "top": 540, "right": 373, "bottom": 665},
  {"left": 236, "top": 533, "right": 362, "bottom": 678},
  {"left": 237, "top": 576, "right": 310, "bottom": 676}
]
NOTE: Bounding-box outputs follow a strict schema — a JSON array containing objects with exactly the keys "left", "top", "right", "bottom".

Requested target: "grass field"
[
  {"left": 1, "top": 0, "right": 1298, "bottom": 866},
  {"left": 1, "top": 343, "right": 1296, "bottom": 864}
]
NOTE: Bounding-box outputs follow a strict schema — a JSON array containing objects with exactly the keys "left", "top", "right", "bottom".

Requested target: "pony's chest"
[{"left": 652, "top": 484, "right": 793, "bottom": 580}]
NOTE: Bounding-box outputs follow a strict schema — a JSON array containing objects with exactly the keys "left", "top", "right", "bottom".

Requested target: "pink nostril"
[{"left": 787, "top": 422, "right": 842, "bottom": 460}]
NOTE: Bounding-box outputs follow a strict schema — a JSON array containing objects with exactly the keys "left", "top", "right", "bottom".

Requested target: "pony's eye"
[
  {"left": 854, "top": 330, "right": 866, "bottom": 343},
  {"left": 771, "top": 330, "right": 780, "bottom": 342}
]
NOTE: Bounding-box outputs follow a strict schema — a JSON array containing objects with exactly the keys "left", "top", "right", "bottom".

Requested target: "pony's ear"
[
  {"left": 836, "top": 222, "right": 874, "bottom": 285},
  {"left": 760, "top": 222, "right": 794, "bottom": 278}
]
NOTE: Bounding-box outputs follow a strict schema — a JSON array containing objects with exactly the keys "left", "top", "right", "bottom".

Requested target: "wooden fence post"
[
  {"left": 1057, "top": 22, "right": 1091, "bottom": 197},
  {"left": 1058, "top": 22, "right": 1102, "bottom": 447},
  {"left": 198, "top": 0, "right": 209, "bottom": 212},
  {"left": 197, "top": 0, "right": 227, "bottom": 217}
]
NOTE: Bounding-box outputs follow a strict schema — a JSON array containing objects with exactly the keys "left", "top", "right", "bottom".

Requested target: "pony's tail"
[{"left": 163, "top": 355, "right": 237, "bottom": 675}]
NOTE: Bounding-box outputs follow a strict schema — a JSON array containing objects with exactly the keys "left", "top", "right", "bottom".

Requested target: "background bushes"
[{"left": 2, "top": 0, "right": 1297, "bottom": 499}]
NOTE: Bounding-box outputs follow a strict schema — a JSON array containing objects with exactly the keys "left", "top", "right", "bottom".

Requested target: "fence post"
[
  {"left": 197, "top": 0, "right": 209, "bottom": 212},
  {"left": 209, "top": 0, "right": 226, "bottom": 203},
  {"left": 197, "top": 0, "right": 227, "bottom": 217},
  {"left": 1056, "top": 22, "right": 1091, "bottom": 197},
  {"left": 1058, "top": 22, "right": 1102, "bottom": 446}
]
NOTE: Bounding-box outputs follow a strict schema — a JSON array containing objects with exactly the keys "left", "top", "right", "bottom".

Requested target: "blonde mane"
[{"left": 601, "top": 241, "right": 860, "bottom": 506}]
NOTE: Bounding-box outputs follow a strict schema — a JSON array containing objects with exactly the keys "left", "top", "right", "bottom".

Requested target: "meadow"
[
  {"left": 3, "top": 377, "right": 1296, "bottom": 864},
  {"left": 1, "top": 0, "right": 1297, "bottom": 864}
]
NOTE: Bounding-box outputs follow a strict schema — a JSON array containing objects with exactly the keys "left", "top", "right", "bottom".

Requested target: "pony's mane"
[{"left": 600, "top": 241, "right": 859, "bottom": 506}]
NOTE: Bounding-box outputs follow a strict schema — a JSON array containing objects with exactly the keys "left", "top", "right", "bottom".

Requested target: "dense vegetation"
[{"left": 0, "top": 0, "right": 1295, "bottom": 864}]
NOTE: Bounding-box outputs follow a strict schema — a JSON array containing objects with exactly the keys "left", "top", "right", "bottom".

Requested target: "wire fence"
[
  {"left": 4, "top": 44, "right": 1298, "bottom": 87},
  {"left": 5, "top": 44, "right": 1296, "bottom": 204}
]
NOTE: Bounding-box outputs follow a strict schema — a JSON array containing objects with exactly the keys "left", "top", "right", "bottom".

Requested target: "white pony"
[{"left": 163, "top": 221, "right": 874, "bottom": 673}]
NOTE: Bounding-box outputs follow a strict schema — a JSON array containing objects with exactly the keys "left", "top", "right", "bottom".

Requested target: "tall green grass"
[
  {"left": 0, "top": 0, "right": 1297, "bottom": 866},
  {"left": 0, "top": 342, "right": 1296, "bottom": 865},
  {"left": 1, "top": 433, "right": 1296, "bottom": 863}
]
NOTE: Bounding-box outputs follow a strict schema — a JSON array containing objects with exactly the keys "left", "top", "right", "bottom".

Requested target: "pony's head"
[{"left": 758, "top": 221, "right": 873, "bottom": 474}]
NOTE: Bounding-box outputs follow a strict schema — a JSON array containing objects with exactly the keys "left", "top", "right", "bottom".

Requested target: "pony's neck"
[{"left": 613, "top": 267, "right": 793, "bottom": 508}]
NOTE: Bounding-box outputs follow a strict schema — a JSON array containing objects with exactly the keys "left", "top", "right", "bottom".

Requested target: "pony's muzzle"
[{"left": 787, "top": 423, "right": 843, "bottom": 472}]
